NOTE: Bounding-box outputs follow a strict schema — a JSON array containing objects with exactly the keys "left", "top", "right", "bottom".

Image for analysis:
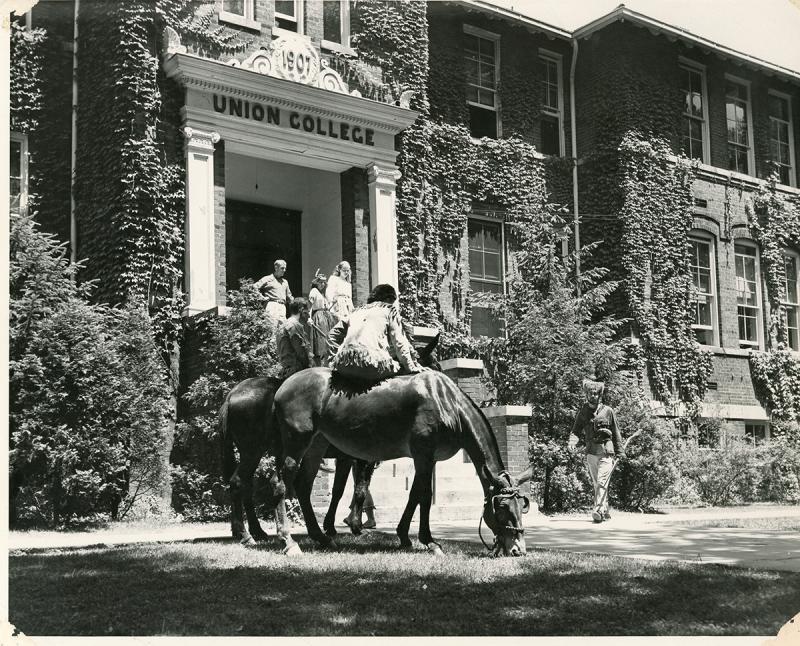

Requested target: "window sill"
[
  {"left": 321, "top": 40, "right": 357, "bottom": 57},
  {"left": 273, "top": 25, "right": 305, "bottom": 39},
  {"left": 699, "top": 345, "right": 749, "bottom": 357},
  {"left": 219, "top": 11, "right": 261, "bottom": 31},
  {"left": 691, "top": 160, "right": 800, "bottom": 196}
]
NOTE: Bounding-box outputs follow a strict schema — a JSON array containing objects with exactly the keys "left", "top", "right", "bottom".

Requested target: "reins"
[{"left": 478, "top": 470, "right": 528, "bottom": 556}]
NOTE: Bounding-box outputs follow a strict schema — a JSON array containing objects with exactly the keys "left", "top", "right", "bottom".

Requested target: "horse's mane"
[{"left": 450, "top": 378, "right": 506, "bottom": 481}]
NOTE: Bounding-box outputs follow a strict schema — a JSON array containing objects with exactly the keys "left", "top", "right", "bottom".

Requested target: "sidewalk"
[{"left": 8, "top": 504, "right": 800, "bottom": 572}]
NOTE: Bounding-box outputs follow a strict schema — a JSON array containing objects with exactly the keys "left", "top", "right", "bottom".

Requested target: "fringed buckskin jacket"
[{"left": 328, "top": 302, "right": 420, "bottom": 380}]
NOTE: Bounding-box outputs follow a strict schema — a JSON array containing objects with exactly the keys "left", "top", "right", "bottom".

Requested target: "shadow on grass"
[{"left": 9, "top": 531, "right": 799, "bottom": 637}]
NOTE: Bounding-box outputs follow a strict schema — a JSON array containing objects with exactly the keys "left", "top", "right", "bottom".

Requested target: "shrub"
[
  {"left": 608, "top": 393, "right": 682, "bottom": 511},
  {"left": 173, "top": 282, "right": 281, "bottom": 514},
  {"left": 9, "top": 214, "right": 172, "bottom": 526},
  {"left": 11, "top": 302, "right": 171, "bottom": 525},
  {"left": 677, "top": 439, "right": 770, "bottom": 506}
]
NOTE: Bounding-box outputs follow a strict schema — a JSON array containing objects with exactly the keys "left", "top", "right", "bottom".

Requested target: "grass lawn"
[
  {"left": 9, "top": 531, "right": 798, "bottom": 637},
  {"left": 671, "top": 517, "right": 800, "bottom": 531}
]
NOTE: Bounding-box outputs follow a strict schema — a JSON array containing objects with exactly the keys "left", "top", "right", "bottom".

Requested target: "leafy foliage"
[
  {"left": 10, "top": 215, "right": 172, "bottom": 526},
  {"left": 747, "top": 177, "right": 800, "bottom": 441},
  {"left": 618, "top": 133, "right": 712, "bottom": 408},
  {"left": 173, "top": 283, "right": 279, "bottom": 516},
  {"left": 10, "top": 20, "right": 45, "bottom": 134}
]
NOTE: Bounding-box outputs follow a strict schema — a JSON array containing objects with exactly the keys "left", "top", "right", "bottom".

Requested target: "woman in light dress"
[
  {"left": 307, "top": 271, "right": 337, "bottom": 366},
  {"left": 326, "top": 260, "right": 354, "bottom": 323}
]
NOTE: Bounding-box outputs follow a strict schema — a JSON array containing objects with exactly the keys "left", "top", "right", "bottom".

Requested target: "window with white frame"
[
  {"left": 10, "top": 132, "right": 28, "bottom": 215},
  {"left": 220, "top": 0, "right": 259, "bottom": 28},
  {"left": 464, "top": 25, "right": 500, "bottom": 139},
  {"left": 689, "top": 234, "right": 717, "bottom": 346},
  {"left": 538, "top": 52, "right": 563, "bottom": 156},
  {"left": 782, "top": 252, "right": 800, "bottom": 351},
  {"left": 735, "top": 242, "right": 762, "bottom": 348},
  {"left": 680, "top": 61, "right": 708, "bottom": 162},
  {"left": 768, "top": 91, "right": 796, "bottom": 187},
  {"left": 322, "top": 0, "right": 350, "bottom": 50},
  {"left": 468, "top": 217, "right": 504, "bottom": 337},
  {"left": 726, "top": 77, "right": 753, "bottom": 175},
  {"left": 275, "top": 0, "right": 303, "bottom": 33}
]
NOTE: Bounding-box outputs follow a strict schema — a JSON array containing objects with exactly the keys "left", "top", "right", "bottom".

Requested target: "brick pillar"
[
  {"left": 439, "top": 358, "right": 495, "bottom": 404},
  {"left": 340, "top": 167, "right": 371, "bottom": 307},
  {"left": 483, "top": 406, "right": 532, "bottom": 478}
]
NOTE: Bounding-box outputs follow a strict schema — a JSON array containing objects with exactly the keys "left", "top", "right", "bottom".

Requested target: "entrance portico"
[{"left": 163, "top": 37, "right": 417, "bottom": 314}]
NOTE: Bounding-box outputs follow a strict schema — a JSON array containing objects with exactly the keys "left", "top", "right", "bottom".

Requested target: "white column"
[
  {"left": 182, "top": 126, "right": 220, "bottom": 316},
  {"left": 367, "top": 163, "right": 402, "bottom": 289}
]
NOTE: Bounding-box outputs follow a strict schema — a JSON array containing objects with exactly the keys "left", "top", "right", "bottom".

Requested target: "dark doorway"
[{"left": 225, "top": 200, "right": 302, "bottom": 297}]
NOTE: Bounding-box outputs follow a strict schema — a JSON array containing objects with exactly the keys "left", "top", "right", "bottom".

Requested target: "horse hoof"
[
  {"left": 343, "top": 517, "right": 362, "bottom": 535},
  {"left": 241, "top": 536, "right": 257, "bottom": 547},
  {"left": 399, "top": 540, "right": 413, "bottom": 551},
  {"left": 326, "top": 539, "right": 340, "bottom": 551},
  {"left": 283, "top": 543, "right": 303, "bottom": 556},
  {"left": 428, "top": 543, "right": 445, "bottom": 557},
  {"left": 362, "top": 520, "right": 377, "bottom": 530},
  {"left": 251, "top": 532, "right": 269, "bottom": 542}
]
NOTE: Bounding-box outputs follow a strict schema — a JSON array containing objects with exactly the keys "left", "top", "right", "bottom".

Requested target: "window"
[
  {"left": 220, "top": 0, "right": 259, "bottom": 28},
  {"left": 680, "top": 61, "right": 708, "bottom": 162},
  {"left": 275, "top": 0, "right": 303, "bottom": 33},
  {"left": 10, "top": 132, "right": 28, "bottom": 215},
  {"left": 768, "top": 91, "right": 796, "bottom": 186},
  {"left": 468, "top": 218, "right": 504, "bottom": 337},
  {"left": 322, "top": 0, "right": 351, "bottom": 50},
  {"left": 726, "top": 77, "right": 754, "bottom": 175},
  {"left": 464, "top": 25, "right": 500, "bottom": 139},
  {"left": 735, "top": 243, "right": 762, "bottom": 348},
  {"left": 745, "top": 423, "right": 769, "bottom": 445},
  {"left": 689, "top": 235, "right": 717, "bottom": 345},
  {"left": 782, "top": 253, "right": 800, "bottom": 351},
  {"left": 538, "top": 51, "right": 563, "bottom": 156}
]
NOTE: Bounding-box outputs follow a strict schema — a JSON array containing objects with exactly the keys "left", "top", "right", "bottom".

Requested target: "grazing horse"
[
  {"left": 219, "top": 334, "right": 441, "bottom": 545},
  {"left": 273, "top": 369, "right": 532, "bottom": 556}
]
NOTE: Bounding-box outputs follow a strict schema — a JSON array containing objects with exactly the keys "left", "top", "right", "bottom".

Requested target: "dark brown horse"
[
  {"left": 219, "top": 334, "right": 441, "bottom": 545},
  {"left": 272, "top": 369, "right": 532, "bottom": 556},
  {"left": 220, "top": 377, "right": 367, "bottom": 545}
]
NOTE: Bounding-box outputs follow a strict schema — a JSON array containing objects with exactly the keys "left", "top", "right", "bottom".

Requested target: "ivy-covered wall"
[{"left": 10, "top": 6, "right": 73, "bottom": 244}]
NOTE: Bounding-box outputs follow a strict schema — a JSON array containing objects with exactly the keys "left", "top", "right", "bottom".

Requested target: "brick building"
[{"left": 9, "top": 1, "right": 800, "bottom": 515}]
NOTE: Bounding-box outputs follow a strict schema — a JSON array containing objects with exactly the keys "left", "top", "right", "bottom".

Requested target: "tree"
[
  {"left": 10, "top": 215, "right": 172, "bottom": 525},
  {"left": 487, "top": 210, "right": 624, "bottom": 511}
]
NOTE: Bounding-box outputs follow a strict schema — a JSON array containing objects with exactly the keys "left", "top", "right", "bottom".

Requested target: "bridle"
[{"left": 478, "top": 470, "right": 530, "bottom": 555}]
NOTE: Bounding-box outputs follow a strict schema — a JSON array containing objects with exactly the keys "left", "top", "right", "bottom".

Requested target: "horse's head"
[
  {"left": 482, "top": 467, "right": 532, "bottom": 557},
  {"left": 417, "top": 331, "right": 441, "bottom": 370}
]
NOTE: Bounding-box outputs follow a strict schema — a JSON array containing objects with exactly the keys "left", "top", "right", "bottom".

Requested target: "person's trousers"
[{"left": 585, "top": 453, "right": 614, "bottom": 515}]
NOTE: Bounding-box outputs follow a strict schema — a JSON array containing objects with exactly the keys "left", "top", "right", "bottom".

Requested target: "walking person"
[
  {"left": 326, "top": 260, "right": 354, "bottom": 322},
  {"left": 568, "top": 376, "right": 626, "bottom": 523},
  {"left": 254, "top": 259, "right": 293, "bottom": 326},
  {"left": 308, "top": 270, "right": 336, "bottom": 367}
]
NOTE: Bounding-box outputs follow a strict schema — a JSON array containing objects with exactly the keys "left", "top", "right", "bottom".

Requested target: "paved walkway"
[{"left": 8, "top": 505, "right": 800, "bottom": 572}]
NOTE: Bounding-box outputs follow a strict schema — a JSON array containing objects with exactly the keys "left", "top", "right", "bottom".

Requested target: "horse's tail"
[
  {"left": 268, "top": 403, "right": 283, "bottom": 461},
  {"left": 219, "top": 397, "right": 236, "bottom": 483}
]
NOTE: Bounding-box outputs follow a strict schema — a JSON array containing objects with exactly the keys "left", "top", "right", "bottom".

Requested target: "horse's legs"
[
  {"left": 323, "top": 455, "right": 352, "bottom": 536},
  {"left": 293, "top": 434, "right": 337, "bottom": 548},
  {"left": 414, "top": 462, "right": 443, "bottom": 555},
  {"left": 239, "top": 452, "right": 269, "bottom": 542},
  {"left": 346, "top": 460, "right": 375, "bottom": 535},
  {"left": 229, "top": 453, "right": 263, "bottom": 545},
  {"left": 396, "top": 471, "right": 424, "bottom": 549}
]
